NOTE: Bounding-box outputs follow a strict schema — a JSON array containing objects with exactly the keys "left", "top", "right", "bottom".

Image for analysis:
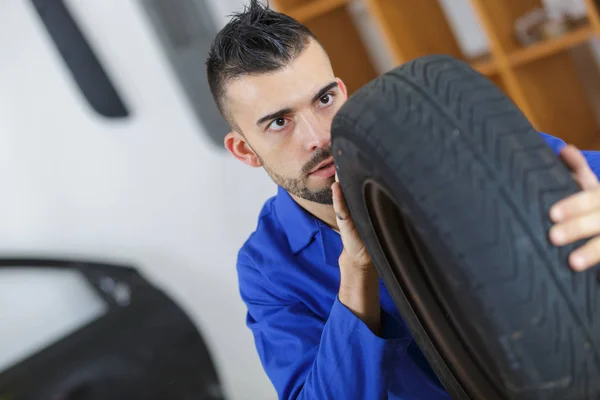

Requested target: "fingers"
[
  {"left": 332, "top": 181, "right": 372, "bottom": 267},
  {"left": 331, "top": 181, "right": 356, "bottom": 252},
  {"left": 560, "top": 144, "right": 599, "bottom": 190},
  {"left": 568, "top": 235, "right": 600, "bottom": 271},
  {"left": 550, "top": 145, "right": 600, "bottom": 271},
  {"left": 331, "top": 182, "right": 355, "bottom": 234},
  {"left": 332, "top": 172, "right": 343, "bottom": 218},
  {"left": 550, "top": 210, "right": 600, "bottom": 246},
  {"left": 332, "top": 172, "right": 344, "bottom": 220},
  {"left": 550, "top": 187, "right": 600, "bottom": 222}
]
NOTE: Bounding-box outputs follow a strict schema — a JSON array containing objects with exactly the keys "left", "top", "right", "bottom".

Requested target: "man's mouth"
[
  {"left": 310, "top": 158, "right": 333, "bottom": 172},
  {"left": 309, "top": 159, "right": 336, "bottom": 178}
]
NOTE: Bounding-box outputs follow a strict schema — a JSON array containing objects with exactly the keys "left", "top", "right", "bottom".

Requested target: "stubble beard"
[{"left": 261, "top": 147, "right": 334, "bottom": 205}]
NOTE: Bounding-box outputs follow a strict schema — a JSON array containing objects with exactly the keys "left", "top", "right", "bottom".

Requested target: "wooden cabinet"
[{"left": 271, "top": 0, "right": 600, "bottom": 149}]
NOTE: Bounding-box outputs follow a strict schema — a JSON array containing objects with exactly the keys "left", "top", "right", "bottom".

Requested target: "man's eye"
[
  {"left": 319, "top": 93, "right": 333, "bottom": 106},
  {"left": 269, "top": 118, "right": 288, "bottom": 131}
]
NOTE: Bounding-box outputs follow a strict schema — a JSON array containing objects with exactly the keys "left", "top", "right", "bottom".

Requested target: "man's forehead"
[
  {"left": 226, "top": 70, "right": 334, "bottom": 117},
  {"left": 224, "top": 39, "right": 334, "bottom": 121}
]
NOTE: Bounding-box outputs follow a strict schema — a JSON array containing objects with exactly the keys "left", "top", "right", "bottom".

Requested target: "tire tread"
[{"left": 333, "top": 55, "right": 600, "bottom": 400}]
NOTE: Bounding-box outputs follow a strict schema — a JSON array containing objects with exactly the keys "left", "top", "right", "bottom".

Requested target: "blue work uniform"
[{"left": 236, "top": 132, "right": 600, "bottom": 399}]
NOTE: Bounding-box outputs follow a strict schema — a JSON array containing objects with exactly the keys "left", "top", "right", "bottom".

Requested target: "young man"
[{"left": 206, "top": 1, "right": 600, "bottom": 398}]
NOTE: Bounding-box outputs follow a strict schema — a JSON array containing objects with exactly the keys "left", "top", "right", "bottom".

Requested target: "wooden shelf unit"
[
  {"left": 271, "top": 0, "right": 600, "bottom": 149},
  {"left": 508, "top": 24, "right": 594, "bottom": 67},
  {"left": 272, "top": 0, "right": 376, "bottom": 95}
]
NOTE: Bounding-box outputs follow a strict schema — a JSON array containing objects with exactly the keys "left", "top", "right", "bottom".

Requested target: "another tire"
[
  {"left": 0, "top": 259, "right": 224, "bottom": 400},
  {"left": 331, "top": 54, "right": 600, "bottom": 400}
]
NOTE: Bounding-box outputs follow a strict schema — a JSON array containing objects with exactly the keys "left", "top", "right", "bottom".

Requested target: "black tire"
[
  {"left": 331, "top": 54, "right": 600, "bottom": 400},
  {"left": 0, "top": 259, "right": 224, "bottom": 400}
]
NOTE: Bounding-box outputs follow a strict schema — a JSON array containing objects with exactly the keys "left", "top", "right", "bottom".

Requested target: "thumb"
[
  {"left": 332, "top": 181, "right": 352, "bottom": 230},
  {"left": 332, "top": 181, "right": 363, "bottom": 256},
  {"left": 560, "top": 144, "right": 598, "bottom": 190}
]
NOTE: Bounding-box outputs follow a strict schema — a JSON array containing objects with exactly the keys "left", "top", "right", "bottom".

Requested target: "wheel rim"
[{"left": 362, "top": 179, "right": 502, "bottom": 400}]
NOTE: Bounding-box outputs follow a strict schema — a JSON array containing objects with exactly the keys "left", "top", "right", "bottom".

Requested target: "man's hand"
[
  {"left": 331, "top": 173, "right": 380, "bottom": 334},
  {"left": 549, "top": 144, "right": 600, "bottom": 271},
  {"left": 331, "top": 175, "right": 373, "bottom": 269}
]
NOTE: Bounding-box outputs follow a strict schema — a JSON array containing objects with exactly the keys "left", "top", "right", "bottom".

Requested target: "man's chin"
[
  {"left": 305, "top": 181, "right": 334, "bottom": 194},
  {"left": 300, "top": 185, "right": 333, "bottom": 205},
  {"left": 307, "top": 174, "right": 335, "bottom": 186}
]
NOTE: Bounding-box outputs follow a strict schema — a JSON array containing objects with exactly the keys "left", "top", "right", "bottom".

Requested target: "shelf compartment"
[
  {"left": 285, "top": 0, "right": 347, "bottom": 23},
  {"left": 584, "top": 0, "right": 600, "bottom": 34},
  {"left": 509, "top": 24, "right": 594, "bottom": 67},
  {"left": 469, "top": 0, "right": 544, "bottom": 54},
  {"left": 469, "top": 53, "right": 499, "bottom": 76},
  {"left": 364, "top": 0, "right": 464, "bottom": 63},
  {"left": 511, "top": 51, "right": 600, "bottom": 149}
]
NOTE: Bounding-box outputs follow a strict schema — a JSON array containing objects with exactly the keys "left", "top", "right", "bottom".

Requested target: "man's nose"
[{"left": 298, "top": 112, "right": 331, "bottom": 150}]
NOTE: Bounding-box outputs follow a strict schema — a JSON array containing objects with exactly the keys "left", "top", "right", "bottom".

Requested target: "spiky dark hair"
[{"left": 205, "top": 0, "right": 317, "bottom": 126}]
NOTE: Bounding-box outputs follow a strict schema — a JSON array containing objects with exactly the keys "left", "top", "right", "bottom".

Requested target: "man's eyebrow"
[{"left": 256, "top": 82, "right": 339, "bottom": 126}]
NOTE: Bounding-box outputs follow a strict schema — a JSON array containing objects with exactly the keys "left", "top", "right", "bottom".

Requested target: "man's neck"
[{"left": 290, "top": 192, "right": 339, "bottom": 231}]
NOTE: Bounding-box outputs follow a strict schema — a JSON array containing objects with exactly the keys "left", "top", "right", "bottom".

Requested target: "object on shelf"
[
  {"left": 515, "top": 7, "right": 589, "bottom": 46},
  {"left": 542, "top": 0, "right": 588, "bottom": 20}
]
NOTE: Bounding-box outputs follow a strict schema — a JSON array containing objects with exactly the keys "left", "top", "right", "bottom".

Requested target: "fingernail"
[
  {"left": 550, "top": 206, "right": 563, "bottom": 221},
  {"left": 550, "top": 227, "right": 565, "bottom": 245},
  {"left": 571, "top": 253, "right": 586, "bottom": 270}
]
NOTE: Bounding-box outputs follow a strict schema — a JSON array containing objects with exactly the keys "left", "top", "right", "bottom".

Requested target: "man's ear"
[
  {"left": 224, "top": 131, "right": 262, "bottom": 168},
  {"left": 336, "top": 77, "right": 348, "bottom": 100}
]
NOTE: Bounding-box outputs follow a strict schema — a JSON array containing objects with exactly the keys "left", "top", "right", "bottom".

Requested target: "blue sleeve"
[
  {"left": 237, "top": 263, "right": 411, "bottom": 400},
  {"left": 539, "top": 132, "right": 600, "bottom": 178}
]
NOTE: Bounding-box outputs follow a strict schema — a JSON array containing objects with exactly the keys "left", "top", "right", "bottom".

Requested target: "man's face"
[{"left": 224, "top": 39, "right": 348, "bottom": 205}]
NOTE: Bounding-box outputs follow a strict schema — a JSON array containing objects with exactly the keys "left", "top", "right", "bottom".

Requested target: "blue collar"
[{"left": 274, "top": 186, "right": 321, "bottom": 255}]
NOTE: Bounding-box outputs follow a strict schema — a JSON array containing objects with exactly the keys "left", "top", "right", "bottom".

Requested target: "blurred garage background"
[{"left": 0, "top": 0, "right": 599, "bottom": 399}]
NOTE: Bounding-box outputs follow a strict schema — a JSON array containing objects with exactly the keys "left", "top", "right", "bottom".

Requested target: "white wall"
[
  {"left": 0, "top": 1, "right": 277, "bottom": 399},
  {"left": 207, "top": 0, "right": 251, "bottom": 27}
]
